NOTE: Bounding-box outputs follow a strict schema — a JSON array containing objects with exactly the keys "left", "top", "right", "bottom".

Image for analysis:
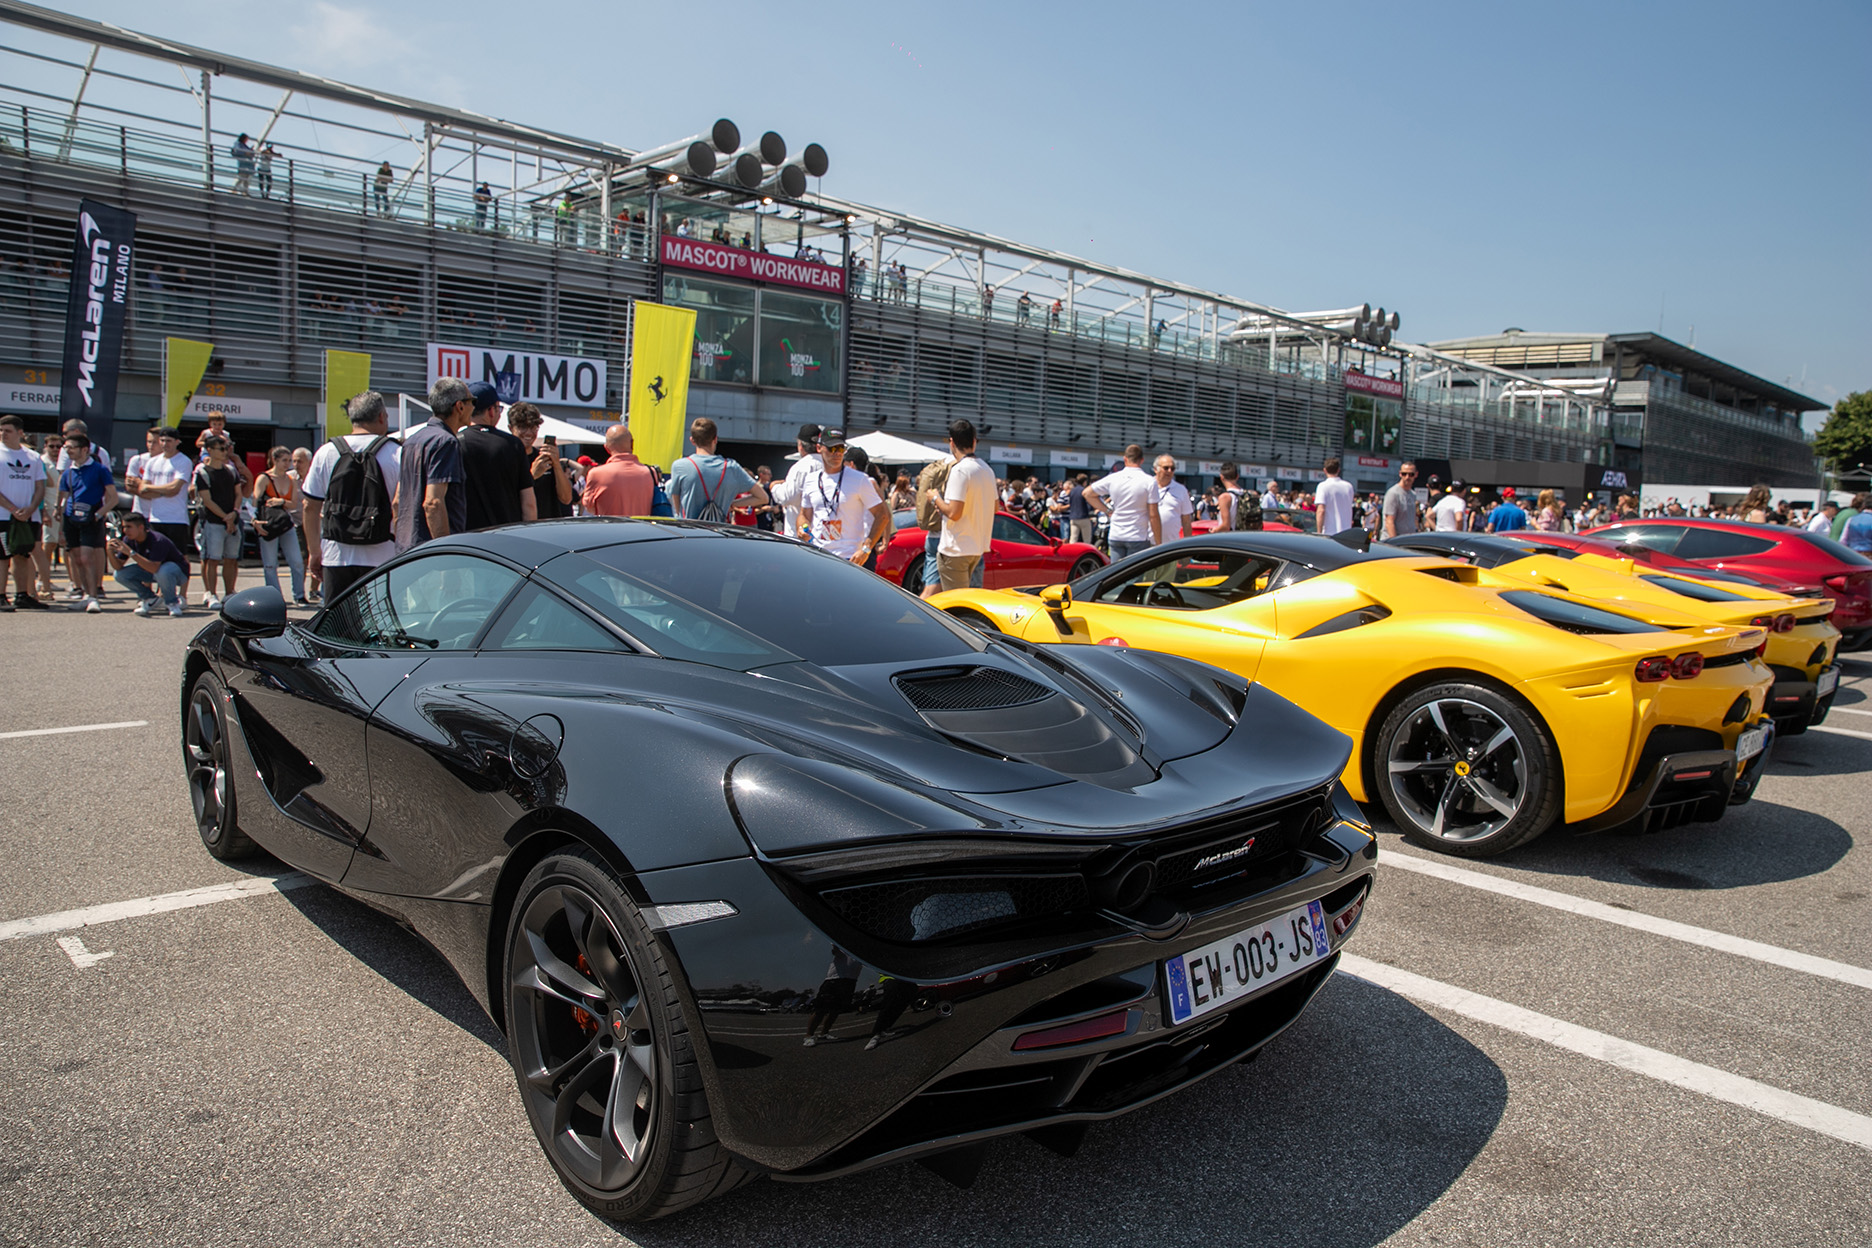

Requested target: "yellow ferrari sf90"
[
  {"left": 931, "top": 533, "right": 1776, "bottom": 858},
  {"left": 1387, "top": 532, "right": 1842, "bottom": 734}
]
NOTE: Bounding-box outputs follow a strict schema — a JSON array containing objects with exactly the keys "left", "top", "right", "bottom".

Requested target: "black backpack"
[
  {"left": 320, "top": 434, "right": 394, "bottom": 545},
  {"left": 1229, "top": 486, "right": 1263, "bottom": 531}
]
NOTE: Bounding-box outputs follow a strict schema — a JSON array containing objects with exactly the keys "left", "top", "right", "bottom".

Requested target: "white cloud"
[{"left": 286, "top": 2, "right": 412, "bottom": 75}]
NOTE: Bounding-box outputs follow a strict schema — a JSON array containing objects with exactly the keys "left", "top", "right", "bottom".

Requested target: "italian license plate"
[
  {"left": 1736, "top": 726, "right": 1766, "bottom": 762},
  {"left": 1817, "top": 667, "right": 1839, "bottom": 697},
  {"left": 1163, "top": 901, "right": 1332, "bottom": 1026}
]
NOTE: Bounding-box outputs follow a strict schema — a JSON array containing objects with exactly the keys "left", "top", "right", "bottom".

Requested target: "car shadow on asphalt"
[
  {"left": 627, "top": 973, "right": 1507, "bottom": 1248},
  {"left": 1763, "top": 726, "right": 1872, "bottom": 777},
  {"left": 1397, "top": 787, "right": 1855, "bottom": 891},
  {"left": 277, "top": 882, "right": 504, "bottom": 1049}
]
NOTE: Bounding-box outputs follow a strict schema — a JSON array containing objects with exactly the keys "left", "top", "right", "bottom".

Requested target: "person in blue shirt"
[
  {"left": 1841, "top": 507, "right": 1872, "bottom": 554},
  {"left": 57, "top": 432, "right": 116, "bottom": 612},
  {"left": 1485, "top": 489, "right": 1529, "bottom": 533},
  {"left": 667, "top": 417, "right": 767, "bottom": 521}
]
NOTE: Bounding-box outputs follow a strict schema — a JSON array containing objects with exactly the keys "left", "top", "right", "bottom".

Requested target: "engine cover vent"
[{"left": 894, "top": 666, "right": 1052, "bottom": 712}]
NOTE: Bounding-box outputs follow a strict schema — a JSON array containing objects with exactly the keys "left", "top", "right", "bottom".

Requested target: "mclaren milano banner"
[{"left": 58, "top": 199, "right": 137, "bottom": 448}]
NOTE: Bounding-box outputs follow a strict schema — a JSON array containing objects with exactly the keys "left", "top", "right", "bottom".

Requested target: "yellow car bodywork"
[
  {"left": 1419, "top": 544, "right": 1839, "bottom": 686},
  {"left": 932, "top": 545, "right": 1773, "bottom": 829}
]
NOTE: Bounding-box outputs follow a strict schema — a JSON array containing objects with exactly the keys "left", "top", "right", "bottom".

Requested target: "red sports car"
[
  {"left": 1586, "top": 518, "right": 1872, "bottom": 647},
  {"left": 1515, "top": 531, "right": 1813, "bottom": 592},
  {"left": 878, "top": 510, "right": 1106, "bottom": 593}
]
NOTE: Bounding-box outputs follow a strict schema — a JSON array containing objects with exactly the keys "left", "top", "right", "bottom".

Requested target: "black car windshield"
[
  {"left": 557, "top": 537, "right": 983, "bottom": 670},
  {"left": 1638, "top": 574, "right": 1753, "bottom": 603}
]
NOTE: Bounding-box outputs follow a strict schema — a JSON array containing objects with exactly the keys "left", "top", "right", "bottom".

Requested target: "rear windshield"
[
  {"left": 555, "top": 535, "right": 982, "bottom": 670},
  {"left": 1499, "top": 589, "right": 1666, "bottom": 634},
  {"left": 1786, "top": 529, "right": 1872, "bottom": 567},
  {"left": 1639, "top": 574, "right": 1752, "bottom": 603}
]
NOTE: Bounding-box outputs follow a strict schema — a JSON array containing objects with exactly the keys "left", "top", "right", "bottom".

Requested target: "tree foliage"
[{"left": 1813, "top": 391, "right": 1872, "bottom": 473}]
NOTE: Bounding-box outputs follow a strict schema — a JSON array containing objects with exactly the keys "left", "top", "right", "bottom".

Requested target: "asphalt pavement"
[{"left": 2, "top": 589, "right": 1868, "bottom": 1246}]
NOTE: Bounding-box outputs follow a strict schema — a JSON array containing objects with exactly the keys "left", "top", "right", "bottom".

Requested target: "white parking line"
[
  {"left": 1811, "top": 724, "right": 1872, "bottom": 742},
  {"left": 1341, "top": 954, "right": 1872, "bottom": 1152},
  {"left": 1828, "top": 705, "right": 1872, "bottom": 717},
  {"left": 1381, "top": 850, "right": 1872, "bottom": 991},
  {"left": 0, "top": 873, "right": 314, "bottom": 942},
  {"left": 0, "top": 720, "right": 150, "bottom": 741}
]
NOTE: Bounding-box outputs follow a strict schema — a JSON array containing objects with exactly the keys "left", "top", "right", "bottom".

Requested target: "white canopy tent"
[
  {"left": 784, "top": 429, "right": 948, "bottom": 463},
  {"left": 392, "top": 393, "right": 604, "bottom": 446}
]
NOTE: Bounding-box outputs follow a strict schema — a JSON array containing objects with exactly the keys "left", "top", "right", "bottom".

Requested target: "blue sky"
[{"left": 35, "top": 0, "right": 1872, "bottom": 420}]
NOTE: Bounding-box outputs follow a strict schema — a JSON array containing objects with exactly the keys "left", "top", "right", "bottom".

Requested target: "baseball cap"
[
  {"left": 797, "top": 422, "right": 823, "bottom": 444},
  {"left": 1502, "top": 487, "right": 1516, "bottom": 498},
  {"left": 818, "top": 427, "right": 848, "bottom": 448},
  {"left": 466, "top": 380, "right": 500, "bottom": 412},
  {"left": 576, "top": 455, "right": 596, "bottom": 467}
]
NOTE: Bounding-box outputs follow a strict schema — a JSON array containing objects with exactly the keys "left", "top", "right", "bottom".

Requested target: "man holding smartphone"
[
  {"left": 107, "top": 511, "right": 189, "bottom": 617},
  {"left": 508, "top": 403, "right": 573, "bottom": 520}
]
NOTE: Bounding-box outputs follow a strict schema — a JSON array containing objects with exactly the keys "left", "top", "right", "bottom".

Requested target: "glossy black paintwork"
[{"left": 186, "top": 519, "right": 1371, "bottom": 1178}]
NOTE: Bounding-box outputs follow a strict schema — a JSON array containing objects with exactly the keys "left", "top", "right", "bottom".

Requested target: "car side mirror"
[
  {"left": 221, "top": 586, "right": 287, "bottom": 638},
  {"left": 1040, "top": 583, "right": 1073, "bottom": 612},
  {"left": 1330, "top": 528, "right": 1372, "bottom": 553}
]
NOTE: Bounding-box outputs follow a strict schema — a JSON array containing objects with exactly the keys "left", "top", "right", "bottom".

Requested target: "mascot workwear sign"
[
  {"left": 58, "top": 199, "right": 137, "bottom": 448},
  {"left": 627, "top": 302, "right": 696, "bottom": 472}
]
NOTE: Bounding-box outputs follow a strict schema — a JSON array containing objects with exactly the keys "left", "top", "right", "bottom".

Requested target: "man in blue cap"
[{"left": 459, "top": 379, "right": 537, "bottom": 530}]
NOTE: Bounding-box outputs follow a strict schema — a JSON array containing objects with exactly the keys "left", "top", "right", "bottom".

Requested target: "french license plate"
[
  {"left": 1736, "top": 726, "right": 1766, "bottom": 762},
  {"left": 1817, "top": 667, "right": 1839, "bottom": 698},
  {"left": 1163, "top": 901, "right": 1332, "bottom": 1026}
]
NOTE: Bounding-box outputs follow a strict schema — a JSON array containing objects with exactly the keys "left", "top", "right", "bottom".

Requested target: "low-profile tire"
[
  {"left": 899, "top": 555, "right": 925, "bottom": 596},
  {"left": 184, "top": 671, "right": 257, "bottom": 860},
  {"left": 505, "top": 849, "right": 752, "bottom": 1221},
  {"left": 1373, "top": 681, "right": 1561, "bottom": 858},
  {"left": 1068, "top": 555, "right": 1102, "bottom": 580}
]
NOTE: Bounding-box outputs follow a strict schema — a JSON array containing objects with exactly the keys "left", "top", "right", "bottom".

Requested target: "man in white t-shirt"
[
  {"left": 931, "top": 419, "right": 997, "bottom": 590},
  {"left": 798, "top": 428, "right": 887, "bottom": 563},
  {"left": 1, "top": 415, "right": 49, "bottom": 610},
  {"left": 124, "top": 427, "right": 194, "bottom": 552},
  {"left": 1152, "top": 454, "right": 1193, "bottom": 544},
  {"left": 1086, "top": 444, "right": 1161, "bottom": 560},
  {"left": 301, "top": 391, "right": 402, "bottom": 602},
  {"left": 1431, "top": 480, "right": 1468, "bottom": 532},
  {"left": 1313, "top": 456, "right": 1355, "bottom": 536},
  {"left": 770, "top": 422, "right": 824, "bottom": 541}
]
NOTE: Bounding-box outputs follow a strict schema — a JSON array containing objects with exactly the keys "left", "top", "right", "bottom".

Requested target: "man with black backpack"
[
  {"left": 302, "top": 391, "right": 401, "bottom": 601},
  {"left": 667, "top": 417, "right": 766, "bottom": 523},
  {"left": 1217, "top": 461, "right": 1261, "bottom": 532}
]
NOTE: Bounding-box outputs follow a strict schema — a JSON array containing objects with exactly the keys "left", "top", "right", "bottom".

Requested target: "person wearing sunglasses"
[{"left": 1383, "top": 461, "right": 1420, "bottom": 541}]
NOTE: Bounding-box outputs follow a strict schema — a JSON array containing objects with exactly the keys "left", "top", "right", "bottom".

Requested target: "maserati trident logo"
[{"left": 1194, "top": 837, "right": 1257, "bottom": 871}]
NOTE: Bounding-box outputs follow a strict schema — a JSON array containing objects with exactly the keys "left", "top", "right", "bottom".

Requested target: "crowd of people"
[{"left": 8, "top": 390, "right": 1869, "bottom": 620}]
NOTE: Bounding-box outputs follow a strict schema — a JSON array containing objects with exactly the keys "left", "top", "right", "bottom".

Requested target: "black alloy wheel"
[
  {"left": 1374, "top": 681, "right": 1561, "bottom": 857},
  {"left": 945, "top": 607, "right": 1001, "bottom": 634},
  {"left": 505, "top": 850, "right": 749, "bottom": 1220},
  {"left": 1069, "top": 555, "right": 1103, "bottom": 581},
  {"left": 185, "top": 673, "right": 256, "bottom": 860}
]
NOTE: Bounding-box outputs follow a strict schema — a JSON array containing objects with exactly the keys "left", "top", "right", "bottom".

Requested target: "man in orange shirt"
[{"left": 580, "top": 425, "right": 658, "bottom": 516}]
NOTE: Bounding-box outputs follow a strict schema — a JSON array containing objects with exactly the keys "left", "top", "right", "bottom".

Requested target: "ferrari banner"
[
  {"left": 627, "top": 301, "right": 696, "bottom": 472},
  {"left": 163, "top": 336, "right": 215, "bottom": 423},
  {"left": 322, "top": 349, "right": 372, "bottom": 439},
  {"left": 57, "top": 198, "right": 137, "bottom": 451}
]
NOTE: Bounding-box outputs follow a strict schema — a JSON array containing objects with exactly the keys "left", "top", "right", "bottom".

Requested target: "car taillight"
[
  {"left": 1749, "top": 613, "right": 1794, "bottom": 632},
  {"left": 1671, "top": 652, "right": 1705, "bottom": 679},
  {"left": 1636, "top": 656, "right": 1672, "bottom": 682},
  {"left": 1096, "top": 636, "right": 1129, "bottom": 647}
]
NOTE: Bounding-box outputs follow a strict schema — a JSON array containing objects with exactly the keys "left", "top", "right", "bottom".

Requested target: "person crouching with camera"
[{"left": 107, "top": 511, "right": 190, "bottom": 617}]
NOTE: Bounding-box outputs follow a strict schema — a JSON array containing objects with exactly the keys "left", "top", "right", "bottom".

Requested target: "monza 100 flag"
[
  {"left": 627, "top": 301, "right": 696, "bottom": 472},
  {"left": 58, "top": 198, "right": 137, "bottom": 451}
]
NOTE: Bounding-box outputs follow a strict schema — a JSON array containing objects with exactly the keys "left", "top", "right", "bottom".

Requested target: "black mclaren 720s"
[{"left": 181, "top": 518, "right": 1378, "bottom": 1220}]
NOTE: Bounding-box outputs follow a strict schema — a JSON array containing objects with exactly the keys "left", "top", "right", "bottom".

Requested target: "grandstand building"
[
  {"left": 1427, "top": 330, "right": 1824, "bottom": 495},
  {"left": 1, "top": 1, "right": 1615, "bottom": 494}
]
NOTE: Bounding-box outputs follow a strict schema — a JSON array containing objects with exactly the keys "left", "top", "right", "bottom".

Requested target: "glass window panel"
[
  {"left": 662, "top": 274, "right": 757, "bottom": 385},
  {"left": 482, "top": 583, "right": 631, "bottom": 651},
  {"left": 758, "top": 289, "right": 843, "bottom": 394}
]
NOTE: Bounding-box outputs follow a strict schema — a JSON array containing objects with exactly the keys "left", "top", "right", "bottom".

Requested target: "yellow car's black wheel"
[{"left": 1375, "top": 682, "right": 1560, "bottom": 857}]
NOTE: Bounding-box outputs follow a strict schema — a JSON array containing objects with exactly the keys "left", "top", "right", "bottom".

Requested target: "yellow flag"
[
  {"left": 322, "top": 350, "right": 372, "bottom": 439},
  {"left": 163, "top": 337, "right": 215, "bottom": 422},
  {"left": 627, "top": 301, "right": 696, "bottom": 472}
]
